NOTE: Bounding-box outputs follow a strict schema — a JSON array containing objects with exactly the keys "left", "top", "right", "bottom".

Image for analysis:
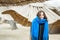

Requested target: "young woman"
[{"left": 30, "top": 11, "right": 49, "bottom": 40}]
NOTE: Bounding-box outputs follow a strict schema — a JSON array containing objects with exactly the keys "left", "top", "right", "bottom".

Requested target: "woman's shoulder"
[{"left": 32, "top": 17, "right": 38, "bottom": 23}]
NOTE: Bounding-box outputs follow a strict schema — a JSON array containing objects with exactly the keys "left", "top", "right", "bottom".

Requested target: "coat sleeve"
[
  {"left": 30, "top": 21, "right": 34, "bottom": 37},
  {"left": 43, "top": 21, "right": 49, "bottom": 40},
  {"left": 30, "top": 19, "right": 39, "bottom": 38}
]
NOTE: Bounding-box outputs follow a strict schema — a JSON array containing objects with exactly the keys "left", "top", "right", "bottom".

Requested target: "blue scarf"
[{"left": 30, "top": 16, "right": 49, "bottom": 40}]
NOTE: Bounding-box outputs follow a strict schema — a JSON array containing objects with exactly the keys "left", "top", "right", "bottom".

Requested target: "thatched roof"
[
  {"left": 49, "top": 20, "right": 60, "bottom": 34},
  {"left": 2, "top": 10, "right": 31, "bottom": 27},
  {"left": 51, "top": 9, "right": 60, "bottom": 16},
  {"left": 0, "top": 0, "right": 47, "bottom": 6}
]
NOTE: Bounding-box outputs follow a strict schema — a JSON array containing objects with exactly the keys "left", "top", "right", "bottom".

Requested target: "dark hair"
[{"left": 37, "top": 10, "right": 48, "bottom": 21}]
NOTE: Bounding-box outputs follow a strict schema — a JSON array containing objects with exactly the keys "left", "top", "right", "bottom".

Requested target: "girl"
[{"left": 30, "top": 11, "right": 49, "bottom": 40}]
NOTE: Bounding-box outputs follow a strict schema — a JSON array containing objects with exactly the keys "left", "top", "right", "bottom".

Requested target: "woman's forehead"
[{"left": 40, "top": 12, "right": 44, "bottom": 15}]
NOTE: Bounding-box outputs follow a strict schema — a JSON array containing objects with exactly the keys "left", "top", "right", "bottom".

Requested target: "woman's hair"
[{"left": 37, "top": 10, "right": 48, "bottom": 21}]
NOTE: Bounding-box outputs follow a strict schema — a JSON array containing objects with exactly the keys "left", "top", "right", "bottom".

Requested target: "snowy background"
[{"left": 0, "top": 0, "right": 60, "bottom": 40}]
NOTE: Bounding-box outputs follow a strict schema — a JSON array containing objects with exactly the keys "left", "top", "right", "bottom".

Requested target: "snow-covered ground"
[
  {"left": 0, "top": 23, "right": 30, "bottom": 40},
  {"left": 0, "top": 23, "right": 60, "bottom": 40}
]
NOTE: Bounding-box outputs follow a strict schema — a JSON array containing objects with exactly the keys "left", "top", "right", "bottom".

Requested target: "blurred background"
[{"left": 0, "top": 0, "right": 60, "bottom": 40}]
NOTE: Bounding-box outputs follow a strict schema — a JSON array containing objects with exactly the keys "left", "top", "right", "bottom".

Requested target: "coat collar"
[{"left": 35, "top": 16, "right": 47, "bottom": 24}]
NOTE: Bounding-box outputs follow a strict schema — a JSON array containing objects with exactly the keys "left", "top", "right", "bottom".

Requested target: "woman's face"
[{"left": 39, "top": 12, "right": 44, "bottom": 19}]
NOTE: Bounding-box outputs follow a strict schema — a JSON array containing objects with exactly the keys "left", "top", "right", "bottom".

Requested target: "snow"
[
  {"left": 0, "top": 23, "right": 60, "bottom": 40},
  {"left": 0, "top": 23, "right": 30, "bottom": 40},
  {"left": 0, "top": 0, "right": 60, "bottom": 40}
]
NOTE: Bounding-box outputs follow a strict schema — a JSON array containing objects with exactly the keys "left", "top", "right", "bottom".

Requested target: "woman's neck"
[{"left": 41, "top": 18, "right": 44, "bottom": 19}]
